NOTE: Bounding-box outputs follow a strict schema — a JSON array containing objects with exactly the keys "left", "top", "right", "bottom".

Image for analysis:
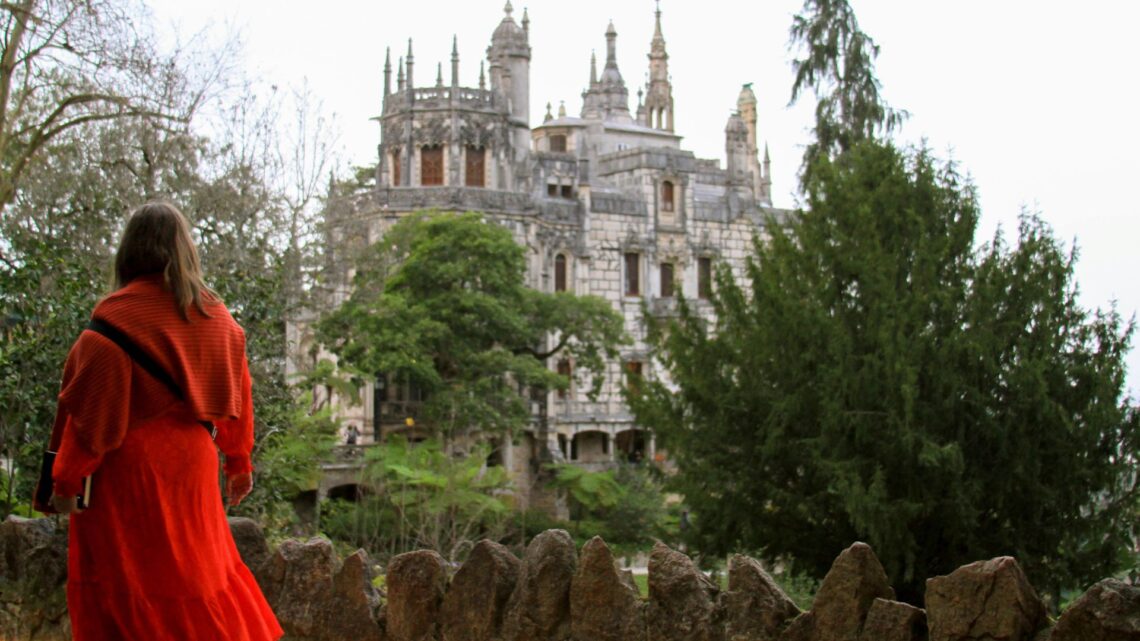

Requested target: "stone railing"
[
  {"left": 1, "top": 516, "right": 1136, "bottom": 641},
  {"left": 385, "top": 87, "right": 496, "bottom": 111},
  {"left": 376, "top": 187, "right": 534, "bottom": 214}
]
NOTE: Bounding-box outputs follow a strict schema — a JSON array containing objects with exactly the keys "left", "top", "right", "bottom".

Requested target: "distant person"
[{"left": 46, "top": 203, "right": 283, "bottom": 640}]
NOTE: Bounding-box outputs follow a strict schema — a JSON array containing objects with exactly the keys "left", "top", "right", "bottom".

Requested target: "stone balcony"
[{"left": 375, "top": 187, "right": 534, "bottom": 214}]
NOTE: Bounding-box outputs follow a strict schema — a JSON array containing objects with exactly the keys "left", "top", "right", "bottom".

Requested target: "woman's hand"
[
  {"left": 226, "top": 472, "right": 253, "bottom": 507},
  {"left": 51, "top": 494, "right": 83, "bottom": 514}
]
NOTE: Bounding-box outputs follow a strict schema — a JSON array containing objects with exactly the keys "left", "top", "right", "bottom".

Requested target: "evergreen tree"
[
  {"left": 631, "top": 140, "right": 1138, "bottom": 602},
  {"left": 629, "top": 0, "right": 1139, "bottom": 603}
]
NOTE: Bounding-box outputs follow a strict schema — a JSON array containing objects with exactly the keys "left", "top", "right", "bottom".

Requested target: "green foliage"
[
  {"left": 546, "top": 463, "right": 674, "bottom": 554},
  {"left": 0, "top": 234, "right": 106, "bottom": 513},
  {"left": 630, "top": 139, "right": 1139, "bottom": 603},
  {"left": 320, "top": 437, "right": 514, "bottom": 562},
  {"left": 229, "top": 391, "right": 339, "bottom": 530},
  {"left": 789, "top": 0, "right": 907, "bottom": 183},
  {"left": 316, "top": 211, "right": 627, "bottom": 438},
  {"left": 0, "top": 29, "right": 338, "bottom": 524}
]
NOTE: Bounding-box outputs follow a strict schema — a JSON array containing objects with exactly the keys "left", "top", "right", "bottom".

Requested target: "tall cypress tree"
[{"left": 630, "top": 0, "right": 1139, "bottom": 604}]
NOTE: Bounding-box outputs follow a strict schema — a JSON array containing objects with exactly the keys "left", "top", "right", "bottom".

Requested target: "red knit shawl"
[{"left": 58, "top": 275, "right": 248, "bottom": 427}]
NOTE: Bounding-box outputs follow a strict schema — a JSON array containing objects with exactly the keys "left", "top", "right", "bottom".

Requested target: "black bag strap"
[{"left": 86, "top": 319, "right": 217, "bottom": 439}]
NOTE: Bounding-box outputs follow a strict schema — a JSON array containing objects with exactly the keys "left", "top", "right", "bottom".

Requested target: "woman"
[{"left": 49, "top": 202, "right": 283, "bottom": 640}]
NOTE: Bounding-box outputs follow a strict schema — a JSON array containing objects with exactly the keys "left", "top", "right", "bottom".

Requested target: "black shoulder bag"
[{"left": 33, "top": 319, "right": 217, "bottom": 513}]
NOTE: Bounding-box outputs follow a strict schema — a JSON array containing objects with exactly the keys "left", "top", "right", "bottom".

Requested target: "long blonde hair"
[{"left": 113, "top": 202, "right": 220, "bottom": 320}]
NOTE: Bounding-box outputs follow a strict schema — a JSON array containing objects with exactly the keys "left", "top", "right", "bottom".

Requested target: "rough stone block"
[
  {"left": 440, "top": 539, "right": 520, "bottom": 641},
  {"left": 386, "top": 549, "right": 449, "bottom": 641},
  {"left": 570, "top": 536, "right": 646, "bottom": 641},
  {"left": 1049, "top": 579, "right": 1140, "bottom": 641},
  {"left": 719, "top": 554, "right": 800, "bottom": 641},
  {"left": 926, "top": 557, "right": 1046, "bottom": 641},
  {"left": 857, "top": 598, "right": 926, "bottom": 641},
  {"left": 503, "top": 529, "right": 578, "bottom": 641},
  {"left": 647, "top": 541, "right": 722, "bottom": 641}
]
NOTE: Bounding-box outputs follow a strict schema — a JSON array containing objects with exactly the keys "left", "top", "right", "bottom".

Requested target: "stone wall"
[{"left": 2, "top": 515, "right": 1137, "bottom": 641}]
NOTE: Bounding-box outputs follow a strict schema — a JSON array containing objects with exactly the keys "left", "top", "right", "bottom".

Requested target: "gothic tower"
[
  {"left": 737, "top": 83, "right": 772, "bottom": 206},
  {"left": 487, "top": 1, "right": 532, "bottom": 160},
  {"left": 642, "top": 1, "right": 674, "bottom": 131},
  {"left": 581, "top": 21, "right": 632, "bottom": 122}
]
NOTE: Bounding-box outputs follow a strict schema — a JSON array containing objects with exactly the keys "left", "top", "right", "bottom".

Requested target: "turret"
[
  {"left": 737, "top": 83, "right": 771, "bottom": 205},
  {"left": 725, "top": 111, "right": 749, "bottom": 181},
  {"left": 487, "top": 1, "right": 532, "bottom": 157},
  {"left": 405, "top": 39, "right": 415, "bottom": 94},
  {"left": 580, "top": 22, "right": 632, "bottom": 122},
  {"left": 643, "top": 1, "right": 674, "bottom": 131},
  {"left": 383, "top": 47, "right": 392, "bottom": 106},
  {"left": 451, "top": 36, "right": 460, "bottom": 87}
]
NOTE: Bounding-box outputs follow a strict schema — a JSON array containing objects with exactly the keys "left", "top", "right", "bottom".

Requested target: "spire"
[
  {"left": 436, "top": 62, "right": 443, "bottom": 87},
  {"left": 397, "top": 56, "right": 405, "bottom": 91},
  {"left": 479, "top": 60, "right": 486, "bottom": 89},
  {"left": 653, "top": 0, "right": 664, "bottom": 43},
  {"left": 451, "top": 36, "right": 459, "bottom": 87},
  {"left": 406, "top": 38, "right": 414, "bottom": 90},
  {"left": 503, "top": 0, "right": 513, "bottom": 17},
  {"left": 558, "top": 100, "right": 566, "bottom": 118},
  {"left": 605, "top": 21, "right": 618, "bottom": 68},
  {"left": 764, "top": 143, "right": 771, "bottom": 165},
  {"left": 544, "top": 102, "right": 553, "bottom": 122},
  {"left": 590, "top": 50, "right": 598, "bottom": 85},
  {"left": 522, "top": 7, "right": 529, "bottom": 34},
  {"left": 383, "top": 47, "right": 392, "bottom": 98},
  {"left": 643, "top": 2, "right": 673, "bottom": 131}
]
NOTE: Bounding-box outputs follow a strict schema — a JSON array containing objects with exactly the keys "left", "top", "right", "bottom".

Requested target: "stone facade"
[{"left": 309, "top": 2, "right": 787, "bottom": 508}]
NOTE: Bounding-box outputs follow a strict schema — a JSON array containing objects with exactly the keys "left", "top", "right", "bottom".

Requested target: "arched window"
[
  {"left": 698, "top": 256, "right": 713, "bottom": 299},
  {"left": 549, "top": 134, "right": 567, "bottom": 152},
  {"left": 554, "top": 253, "right": 568, "bottom": 292},
  {"left": 421, "top": 145, "right": 443, "bottom": 185},
  {"left": 556, "top": 359, "right": 572, "bottom": 399},
  {"left": 660, "top": 262, "right": 674, "bottom": 297},
  {"left": 662, "top": 180, "right": 674, "bottom": 211},
  {"left": 465, "top": 146, "right": 485, "bottom": 187}
]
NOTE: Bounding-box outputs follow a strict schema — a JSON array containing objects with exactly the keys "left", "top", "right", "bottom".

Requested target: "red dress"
[{"left": 51, "top": 276, "right": 283, "bottom": 641}]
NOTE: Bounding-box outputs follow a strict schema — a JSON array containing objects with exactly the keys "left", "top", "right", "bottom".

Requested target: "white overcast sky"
[{"left": 145, "top": 0, "right": 1140, "bottom": 394}]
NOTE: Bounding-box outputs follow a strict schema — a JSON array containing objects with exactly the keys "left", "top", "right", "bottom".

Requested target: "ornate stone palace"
[{"left": 308, "top": 2, "right": 786, "bottom": 507}]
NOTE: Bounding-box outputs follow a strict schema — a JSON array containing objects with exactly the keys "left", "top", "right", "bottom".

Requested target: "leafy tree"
[
  {"left": 0, "top": 0, "right": 232, "bottom": 215},
  {"left": 0, "top": 27, "right": 339, "bottom": 521},
  {"left": 320, "top": 436, "right": 513, "bottom": 562},
  {"left": 315, "top": 211, "right": 627, "bottom": 440},
  {"left": 547, "top": 462, "right": 673, "bottom": 553},
  {"left": 630, "top": 139, "right": 1139, "bottom": 603}
]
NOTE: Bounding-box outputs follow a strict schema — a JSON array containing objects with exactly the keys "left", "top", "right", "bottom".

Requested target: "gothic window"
[
  {"left": 660, "top": 262, "right": 675, "bottom": 298},
  {"left": 624, "top": 252, "right": 641, "bottom": 297},
  {"left": 421, "top": 145, "right": 443, "bottom": 185},
  {"left": 625, "top": 360, "right": 644, "bottom": 394},
  {"left": 465, "top": 146, "right": 485, "bottom": 187},
  {"left": 662, "top": 180, "right": 674, "bottom": 211},
  {"left": 547, "top": 183, "right": 558, "bottom": 197},
  {"left": 391, "top": 148, "right": 401, "bottom": 186},
  {"left": 549, "top": 134, "right": 567, "bottom": 152},
  {"left": 554, "top": 253, "right": 568, "bottom": 292},
  {"left": 560, "top": 184, "right": 573, "bottom": 198},
  {"left": 556, "top": 359, "right": 572, "bottom": 399},
  {"left": 698, "top": 256, "right": 712, "bottom": 299}
]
